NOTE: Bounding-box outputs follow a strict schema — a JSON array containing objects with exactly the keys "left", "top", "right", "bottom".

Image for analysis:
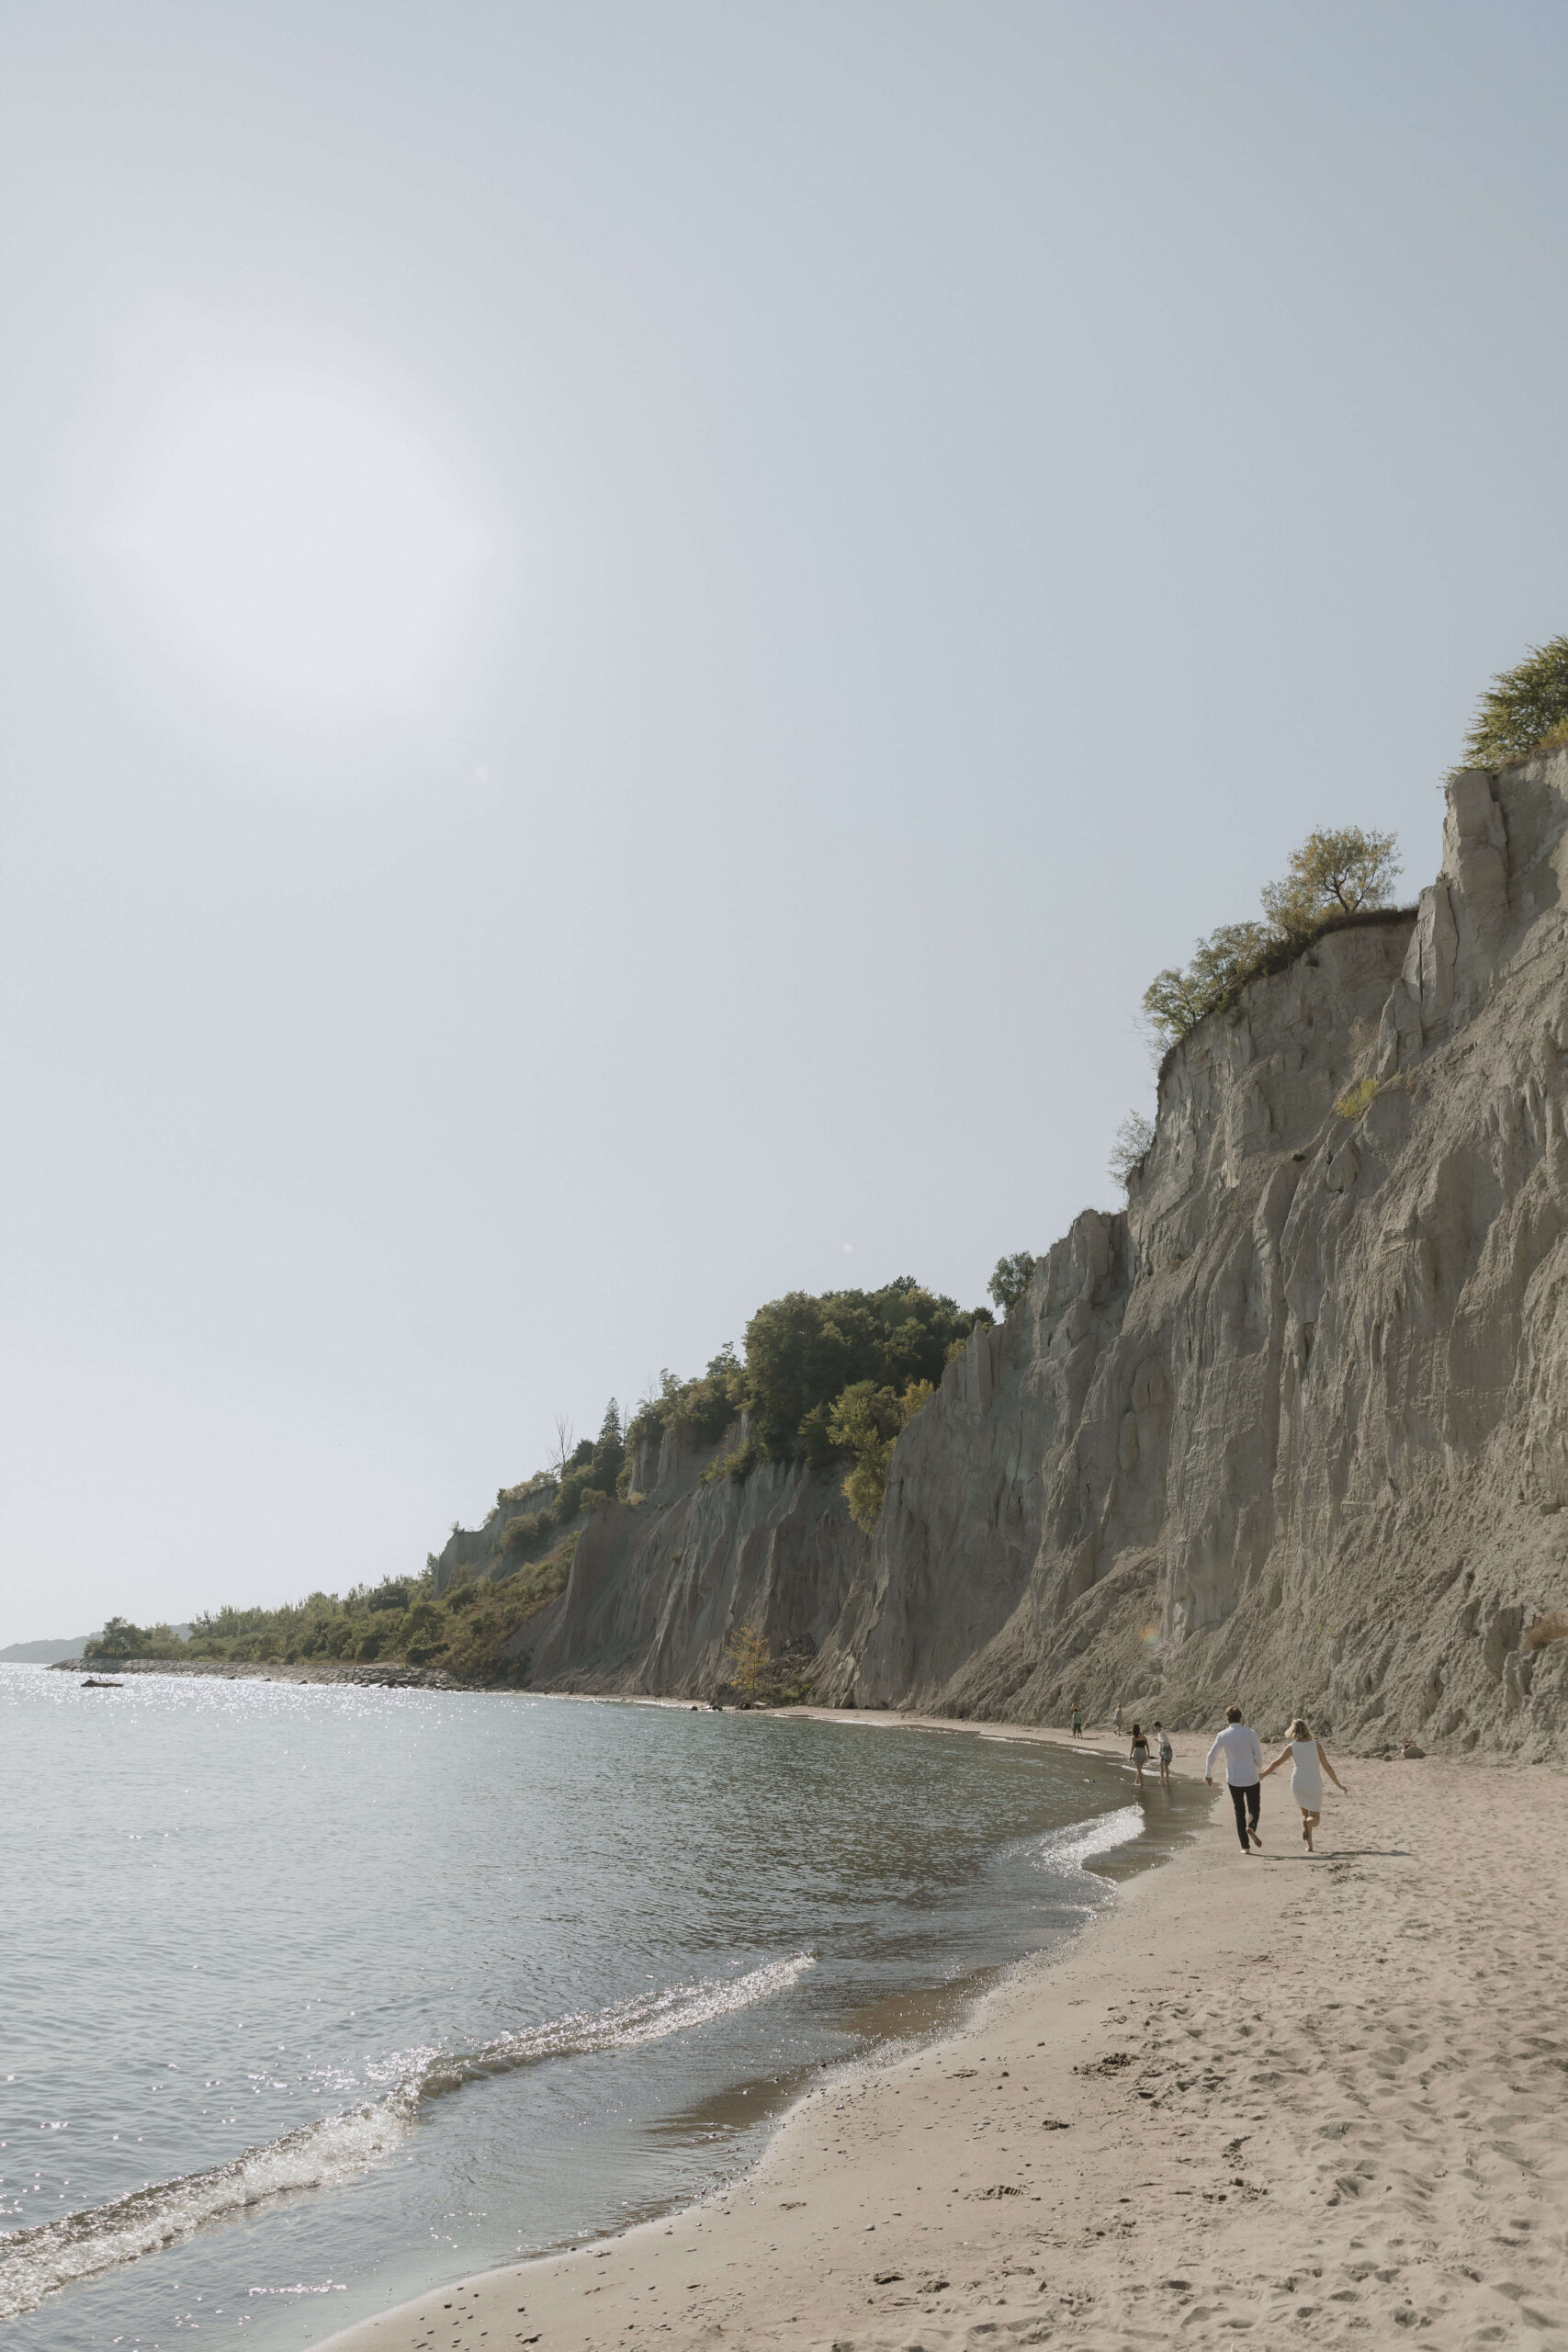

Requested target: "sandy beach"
[{"left": 321, "top": 1724, "right": 1568, "bottom": 2352}]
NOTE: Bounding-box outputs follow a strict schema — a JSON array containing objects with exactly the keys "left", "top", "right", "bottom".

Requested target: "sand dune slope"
[{"left": 326, "top": 1739, "right": 1568, "bottom": 2352}]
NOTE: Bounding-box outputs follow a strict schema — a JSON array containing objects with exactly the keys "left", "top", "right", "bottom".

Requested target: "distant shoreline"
[{"left": 43, "top": 1656, "right": 470, "bottom": 1690}]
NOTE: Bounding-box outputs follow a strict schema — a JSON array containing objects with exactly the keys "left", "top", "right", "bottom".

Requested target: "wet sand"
[{"left": 321, "top": 1723, "right": 1568, "bottom": 2351}]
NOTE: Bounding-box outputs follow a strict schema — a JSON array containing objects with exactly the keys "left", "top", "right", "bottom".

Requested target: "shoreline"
[
  {"left": 321, "top": 1724, "right": 1568, "bottom": 2352},
  {"left": 37, "top": 1656, "right": 467, "bottom": 1689}
]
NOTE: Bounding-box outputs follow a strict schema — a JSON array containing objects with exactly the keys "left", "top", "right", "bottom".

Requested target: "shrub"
[
  {"left": 987, "top": 1253, "right": 1035, "bottom": 1316},
  {"left": 700, "top": 1437, "right": 761, "bottom": 1487},
  {"left": 577, "top": 1487, "right": 610, "bottom": 1513},
  {"left": 1335, "top": 1075, "right": 1381, "bottom": 1121},
  {"left": 725, "top": 1625, "right": 772, "bottom": 1699},
  {"left": 1457, "top": 636, "right": 1568, "bottom": 773},
  {"left": 1109, "top": 1112, "right": 1155, "bottom": 1193},
  {"left": 397, "top": 1599, "right": 444, "bottom": 1652}
]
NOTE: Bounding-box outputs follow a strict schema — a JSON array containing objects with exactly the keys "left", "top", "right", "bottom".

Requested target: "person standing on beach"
[
  {"left": 1114, "top": 1701, "right": 1124, "bottom": 1736},
  {"left": 1154, "top": 1721, "right": 1172, "bottom": 1786},
  {"left": 1260, "top": 1716, "right": 1347, "bottom": 1851},
  {"left": 1205, "top": 1704, "right": 1264, "bottom": 1852},
  {"left": 1070, "top": 1698, "right": 1083, "bottom": 1738},
  {"left": 1129, "top": 1722, "right": 1150, "bottom": 1790}
]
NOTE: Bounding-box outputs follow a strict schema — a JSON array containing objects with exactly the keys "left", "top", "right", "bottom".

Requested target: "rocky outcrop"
[{"left": 516, "top": 756, "right": 1568, "bottom": 1759}]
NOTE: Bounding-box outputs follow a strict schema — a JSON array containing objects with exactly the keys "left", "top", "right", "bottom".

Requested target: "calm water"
[{"left": 0, "top": 1668, "right": 1180, "bottom": 2348}]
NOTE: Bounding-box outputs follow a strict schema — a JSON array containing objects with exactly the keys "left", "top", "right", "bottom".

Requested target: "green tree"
[
  {"left": 1259, "top": 827, "right": 1401, "bottom": 939},
  {"left": 1457, "top": 636, "right": 1568, "bottom": 772},
  {"left": 743, "top": 1279, "right": 987, "bottom": 1460},
  {"left": 85, "top": 1617, "right": 186, "bottom": 1660},
  {"left": 500, "top": 1511, "right": 547, "bottom": 1558},
  {"left": 987, "top": 1253, "right": 1035, "bottom": 1316},
  {"left": 829, "top": 1378, "right": 934, "bottom": 1532},
  {"left": 1144, "top": 921, "right": 1276, "bottom": 1043}
]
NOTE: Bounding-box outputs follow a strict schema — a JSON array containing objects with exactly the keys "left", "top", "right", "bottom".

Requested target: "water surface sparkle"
[{"left": 1, "top": 1668, "right": 1170, "bottom": 2347}]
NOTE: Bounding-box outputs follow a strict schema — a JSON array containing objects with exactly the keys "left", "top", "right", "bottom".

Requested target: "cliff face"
[
  {"left": 520, "top": 756, "right": 1568, "bottom": 1759},
  {"left": 525, "top": 1420, "right": 863, "bottom": 1693}
]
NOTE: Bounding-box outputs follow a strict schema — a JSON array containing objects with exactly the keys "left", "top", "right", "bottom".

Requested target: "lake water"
[{"left": 0, "top": 1667, "right": 1188, "bottom": 2348}]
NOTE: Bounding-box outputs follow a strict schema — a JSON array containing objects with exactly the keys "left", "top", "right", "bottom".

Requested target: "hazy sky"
[{"left": 5, "top": 1, "right": 1568, "bottom": 1641}]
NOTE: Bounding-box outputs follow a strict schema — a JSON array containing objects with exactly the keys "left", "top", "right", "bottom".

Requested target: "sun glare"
[{"left": 110, "top": 376, "right": 483, "bottom": 714}]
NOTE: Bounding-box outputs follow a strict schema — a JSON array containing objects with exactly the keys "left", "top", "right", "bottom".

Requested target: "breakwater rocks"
[
  {"left": 50, "top": 1657, "right": 467, "bottom": 1690},
  {"left": 499, "top": 753, "right": 1568, "bottom": 1762}
]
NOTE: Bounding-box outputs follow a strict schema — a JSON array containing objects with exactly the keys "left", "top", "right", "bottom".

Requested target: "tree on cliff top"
[
  {"left": 1260, "top": 827, "right": 1400, "bottom": 937},
  {"left": 1143, "top": 826, "right": 1402, "bottom": 1045},
  {"left": 742, "top": 1278, "right": 987, "bottom": 1463},
  {"left": 1143, "top": 921, "right": 1275, "bottom": 1043},
  {"left": 1457, "top": 635, "right": 1568, "bottom": 773},
  {"left": 987, "top": 1253, "right": 1035, "bottom": 1316}
]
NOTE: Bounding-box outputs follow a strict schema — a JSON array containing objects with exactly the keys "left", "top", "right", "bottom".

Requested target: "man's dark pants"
[{"left": 1229, "top": 1781, "right": 1260, "bottom": 1850}]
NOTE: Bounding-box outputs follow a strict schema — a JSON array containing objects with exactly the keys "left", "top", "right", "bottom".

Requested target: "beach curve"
[{"left": 317, "top": 1721, "right": 1568, "bottom": 2352}]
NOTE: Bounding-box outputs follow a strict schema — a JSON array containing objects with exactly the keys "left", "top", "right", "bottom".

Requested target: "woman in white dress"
[{"left": 1260, "top": 1716, "right": 1346, "bottom": 1852}]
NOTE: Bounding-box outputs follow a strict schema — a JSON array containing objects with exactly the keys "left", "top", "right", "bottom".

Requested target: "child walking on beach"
[{"left": 1128, "top": 1722, "right": 1150, "bottom": 1789}]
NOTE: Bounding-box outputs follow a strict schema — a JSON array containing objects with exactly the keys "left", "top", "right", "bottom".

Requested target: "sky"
[{"left": 5, "top": 0, "right": 1568, "bottom": 1641}]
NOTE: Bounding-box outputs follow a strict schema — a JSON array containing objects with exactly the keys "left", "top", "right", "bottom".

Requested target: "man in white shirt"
[{"left": 1205, "top": 1705, "right": 1264, "bottom": 1853}]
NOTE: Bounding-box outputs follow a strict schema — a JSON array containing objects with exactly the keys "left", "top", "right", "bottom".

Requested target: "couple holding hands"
[{"left": 1204, "top": 1703, "right": 1347, "bottom": 1853}]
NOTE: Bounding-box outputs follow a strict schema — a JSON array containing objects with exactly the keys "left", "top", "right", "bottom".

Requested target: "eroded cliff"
[{"left": 520, "top": 756, "right": 1568, "bottom": 1758}]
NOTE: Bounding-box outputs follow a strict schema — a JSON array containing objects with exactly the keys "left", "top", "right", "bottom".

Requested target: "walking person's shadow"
[{"left": 1261, "top": 1847, "right": 1410, "bottom": 1860}]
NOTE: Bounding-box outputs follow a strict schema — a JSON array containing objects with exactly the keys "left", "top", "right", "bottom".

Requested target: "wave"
[
  {"left": 1032, "top": 1802, "right": 1145, "bottom": 1875},
  {"left": 0, "top": 1952, "right": 815, "bottom": 2322}
]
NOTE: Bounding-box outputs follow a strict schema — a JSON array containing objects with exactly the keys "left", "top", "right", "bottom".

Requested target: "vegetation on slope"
[
  {"left": 628, "top": 1274, "right": 991, "bottom": 1531},
  {"left": 1143, "top": 825, "right": 1404, "bottom": 1046},
  {"left": 1456, "top": 635, "right": 1568, "bottom": 774},
  {"left": 88, "top": 1277, "right": 994, "bottom": 1676},
  {"left": 84, "top": 1538, "right": 578, "bottom": 1680},
  {"left": 1126, "top": 640, "right": 1564, "bottom": 1146}
]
